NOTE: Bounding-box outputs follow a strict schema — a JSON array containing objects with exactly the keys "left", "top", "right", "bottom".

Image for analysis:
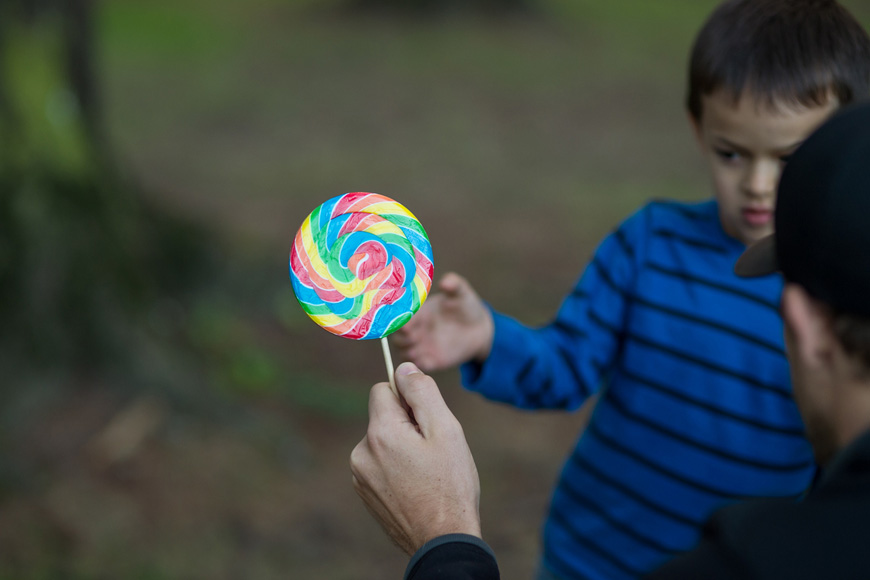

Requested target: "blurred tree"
[{"left": 0, "top": 0, "right": 211, "bottom": 379}]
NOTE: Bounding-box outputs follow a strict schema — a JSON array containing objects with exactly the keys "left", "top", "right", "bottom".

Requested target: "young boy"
[{"left": 393, "top": 1, "right": 870, "bottom": 578}]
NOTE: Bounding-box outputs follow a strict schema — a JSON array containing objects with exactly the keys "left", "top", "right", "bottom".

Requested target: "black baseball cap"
[{"left": 735, "top": 101, "right": 870, "bottom": 317}]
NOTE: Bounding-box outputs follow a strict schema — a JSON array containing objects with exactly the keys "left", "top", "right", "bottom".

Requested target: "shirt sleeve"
[
  {"left": 460, "top": 205, "right": 647, "bottom": 410},
  {"left": 404, "top": 534, "right": 500, "bottom": 580}
]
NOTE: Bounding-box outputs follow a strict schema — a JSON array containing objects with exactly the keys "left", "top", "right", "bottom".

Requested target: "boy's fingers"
[
  {"left": 409, "top": 352, "right": 435, "bottom": 374},
  {"left": 390, "top": 330, "right": 411, "bottom": 348},
  {"left": 439, "top": 272, "right": 466, "bottom": 296},
  {"left": 394, "top": 299, "right": 436, "bottom": 339}
]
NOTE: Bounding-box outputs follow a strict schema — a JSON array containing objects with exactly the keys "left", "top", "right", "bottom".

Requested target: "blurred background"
[{"left": 2, "top": 0, "right": 868, "bottom": 578}]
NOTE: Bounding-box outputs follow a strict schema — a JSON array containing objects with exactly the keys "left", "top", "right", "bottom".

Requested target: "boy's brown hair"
[{"left": 687, "top": 0, "right": 870, "bottom": 120}]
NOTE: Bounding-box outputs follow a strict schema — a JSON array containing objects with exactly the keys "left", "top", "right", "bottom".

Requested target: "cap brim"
[{"left": 734, "top": 234, "right": 778, "bottom": 277}]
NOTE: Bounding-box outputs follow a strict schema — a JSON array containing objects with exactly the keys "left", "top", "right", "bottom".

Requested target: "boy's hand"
[
  {"left": 392, "top": 272, "right": 494, "bottom": 372},
  {"left": 350, "top": 362, "right": 482, "bottom": 555}
]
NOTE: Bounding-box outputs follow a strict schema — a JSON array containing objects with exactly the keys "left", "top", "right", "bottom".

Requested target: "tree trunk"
[{"left": 0, "top": 0, "right": 210, "bottom": 376}]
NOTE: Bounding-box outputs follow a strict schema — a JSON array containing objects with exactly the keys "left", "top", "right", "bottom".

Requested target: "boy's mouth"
[{"left": 742, "top": 207, "right": 773, "bottom": 227}]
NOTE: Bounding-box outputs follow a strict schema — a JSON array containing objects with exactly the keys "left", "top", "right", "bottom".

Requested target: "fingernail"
[{"left": 396, "top": 362, "right": 420, "bottom": 376}]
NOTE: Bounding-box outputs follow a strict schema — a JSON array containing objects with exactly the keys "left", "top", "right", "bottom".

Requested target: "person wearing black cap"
[{"left": 350, "top": 100, "right": 870, "bottom": 579}]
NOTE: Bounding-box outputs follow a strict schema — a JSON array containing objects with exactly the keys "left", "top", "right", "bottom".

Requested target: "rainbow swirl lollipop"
[{"left": 289, "top": 192, "right": 434, "bottom": 340}]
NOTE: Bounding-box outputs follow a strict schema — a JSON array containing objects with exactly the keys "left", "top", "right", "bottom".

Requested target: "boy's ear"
[{"left": 781, "top": 284, "right": 835, "bottom": 367}]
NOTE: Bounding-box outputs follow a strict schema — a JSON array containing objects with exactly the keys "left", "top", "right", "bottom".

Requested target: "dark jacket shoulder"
[{"left": 648, "top": 430, "right": 870, "bottom": 579}]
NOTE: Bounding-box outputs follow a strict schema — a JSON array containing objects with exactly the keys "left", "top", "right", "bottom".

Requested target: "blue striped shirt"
[{"left": 461, "top": 199, "right": 814, "bottom": 579}]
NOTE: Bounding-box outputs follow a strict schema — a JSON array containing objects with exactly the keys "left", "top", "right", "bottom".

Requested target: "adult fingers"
[
  {"left": 349, "top": 436, "right": 370, "bottom": 483},
  {"left": 366, "top": 381, "right": 409, "bottom": 427},
  {"left": 394, "top": 362, "right": 452, "bottom": 435}
]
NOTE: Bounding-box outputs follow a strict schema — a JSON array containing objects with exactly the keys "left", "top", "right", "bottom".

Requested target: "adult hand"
[
  {"left": 392, "top": 272, "right": 494, "bottom": 373},
  {"left": 350, "top": 362, "right": 482, "bottom": 555}
]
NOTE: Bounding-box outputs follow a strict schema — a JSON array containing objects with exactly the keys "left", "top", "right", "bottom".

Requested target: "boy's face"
[{"left": 691, "top": 91, "right": 838, "bottom": 246}]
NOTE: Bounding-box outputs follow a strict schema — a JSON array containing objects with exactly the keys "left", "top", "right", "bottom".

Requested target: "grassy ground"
[{"left": 3, "top": 1, "right": 869, "bottom": 578}]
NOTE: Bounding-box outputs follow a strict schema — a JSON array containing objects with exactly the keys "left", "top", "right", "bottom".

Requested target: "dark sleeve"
[
  {"left": 644, "top": 507, "right": 753, "bottom": 580},
  {"left": 643, "top": 539, "right": 743, "bottom": 580},
  {"left": 404, "top": 534, "right": 499, "bottom": 580}
]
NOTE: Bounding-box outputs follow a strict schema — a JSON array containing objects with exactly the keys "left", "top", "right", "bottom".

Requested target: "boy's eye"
[{"left": 714, "top": 148, "right": 740, "bottom": 162}]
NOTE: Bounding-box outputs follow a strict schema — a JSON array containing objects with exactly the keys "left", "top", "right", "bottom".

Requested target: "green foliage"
[
  {"left": 187, "top": 296, "right": 367, "bottom": 415},
  {"left": 1, "top": 18, "right": 90, "bottom": 172},
  {"left": 344, "top": 0, "right": 534, "bottom": 16},
  {"left": 99, "top": 0, "right": 236, "bottom": 63},
  {"left": 189, "top": 300, "right": 281, "bottom": 395}
]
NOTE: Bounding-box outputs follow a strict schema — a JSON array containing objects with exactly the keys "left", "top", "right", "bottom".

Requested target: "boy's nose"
[{"left": 743, "top": 160, "right": 779, "bottom": 198}]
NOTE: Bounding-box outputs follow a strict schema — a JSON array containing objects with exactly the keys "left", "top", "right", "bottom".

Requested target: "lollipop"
[{"left": 289, "top": 192, "right": 434, "bottom": 393}]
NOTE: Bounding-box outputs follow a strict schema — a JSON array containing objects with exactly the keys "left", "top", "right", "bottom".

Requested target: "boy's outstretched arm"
[{"left": 392, "top": 273, "right": 494, "bottom": 373}]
